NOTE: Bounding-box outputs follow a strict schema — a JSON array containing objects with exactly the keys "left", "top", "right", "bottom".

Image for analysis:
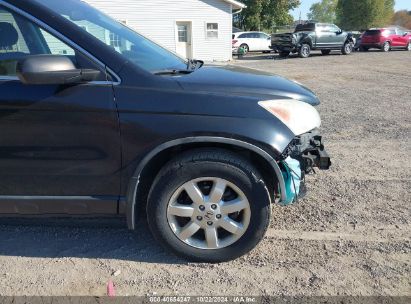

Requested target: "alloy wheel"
[
  {"left": 407, "top": 43, "right": 411, "bottom": 51},
  {"left": 240, "top": 44, "right": 249, "bottom": 55},
  {"left": 383, "top": 42, "right": 390, "bottom": 52},
  {"left": 301, "top": 45, "right": 310, "bottom": 57},
  {"left": 345, "top": 43, "right": 353, "bottom": 54},
  {"left": 167, "top": 177, "right": 251, "bottom": 250}
]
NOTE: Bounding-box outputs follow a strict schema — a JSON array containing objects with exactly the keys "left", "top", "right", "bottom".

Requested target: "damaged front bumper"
[
  {"left": 277, "top": 129, "right": 331, "bottom": 205},
  {"left": 290, "top": 128, "right": 331, "bottom": 173}
]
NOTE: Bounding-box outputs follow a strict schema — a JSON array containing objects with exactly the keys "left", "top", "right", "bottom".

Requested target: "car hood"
[{"left": 176, "top": 65, "right": 320, "bottom": 106}]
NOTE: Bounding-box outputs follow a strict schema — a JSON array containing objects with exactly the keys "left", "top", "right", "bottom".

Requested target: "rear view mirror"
[{"left": 17, "top": 55, "right": 101, "bottom": 85}]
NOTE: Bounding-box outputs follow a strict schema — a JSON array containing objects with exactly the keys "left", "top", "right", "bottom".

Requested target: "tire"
[
  {"left": 299, "top": 43, "right": 311, "bottom": 58},
  {"left": 382, "top": 41, "right": 390, "bottom": 52},
  {"left": 146, "top": 149, "right": 271, "bottom": 263},
  {"left": 321, "top": 50, "right": 331, "bottom": 55},
  {"left": 279, "top": 51, "right": 290, "bottom": 58},
  {"left": 239, "top": 44, "right": 249, "bottom": 55},
  {"left": 342, "top": 42, "right": 353, "bottom": 55},
  {"left": 406, "top": 42, "right": 411, "bottom": 51}
]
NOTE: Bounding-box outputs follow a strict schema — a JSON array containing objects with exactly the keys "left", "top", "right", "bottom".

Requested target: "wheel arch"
[
  {"left": 299, "top": 34, "right": 313, "bottom": 48},
  {"left": 125, "top": 137, "right": 286, "bottom": 230},
  {"left": 346, "top": 33, "right": 355, "bottom": 43}
]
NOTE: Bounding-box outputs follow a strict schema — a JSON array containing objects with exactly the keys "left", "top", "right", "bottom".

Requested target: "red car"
[{"left": 360, "top": 27, "right": 411, "bottom": 52}]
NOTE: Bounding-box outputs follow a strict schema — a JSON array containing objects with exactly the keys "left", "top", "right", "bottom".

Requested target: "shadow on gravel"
[
  {"left": 234, "top": 49, "right": 408, "bottom": 61},
  {"left": 235, "top": 52, "right": 346, "bottom": 61},
  {"left": 0, "top": 217, "right": 186, "bottom": 265}
]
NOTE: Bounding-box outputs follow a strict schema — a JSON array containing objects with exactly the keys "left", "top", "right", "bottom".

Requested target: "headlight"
[{"left": 259, "top": 99, "right": 321, "bottom": 135}]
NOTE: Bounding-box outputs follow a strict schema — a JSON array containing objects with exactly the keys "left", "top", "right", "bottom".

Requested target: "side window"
[
  {"left": 329, "top": 25, "right": 340, "bottom": 33},
  {"left": 238, "top": 33, "right": 248, "bottom": 38},
  {"left": 0, "top": 6, "right": 105, "bottom": 80},
  {"left": 40, "top": 29, "right": 75, "bottom": 55},
  {"left": 206, "top": 23, "right": 219, "bottom": 39}
]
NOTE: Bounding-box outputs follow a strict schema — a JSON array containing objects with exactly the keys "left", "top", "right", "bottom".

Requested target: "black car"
[
  {"left": 0, "top": 0, "right": 331, "bottom": 262},
  {"left": 272, "top": 22, "right": 354, "bottom": 58}
]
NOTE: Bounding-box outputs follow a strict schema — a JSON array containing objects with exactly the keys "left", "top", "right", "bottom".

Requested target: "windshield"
[{"left": 33, "top": 0, "right": 188, "bottom": 73}]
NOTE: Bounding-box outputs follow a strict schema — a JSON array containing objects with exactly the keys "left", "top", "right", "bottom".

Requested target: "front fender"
[
  {"left": 298, "top": 34, "right": 313, "bottom": 48},
  {"left": 346, "top": 33, "right": 354, "bottom": 43},
  {"left": 125, "top": 137, "right": 288, "bottom": 230}
]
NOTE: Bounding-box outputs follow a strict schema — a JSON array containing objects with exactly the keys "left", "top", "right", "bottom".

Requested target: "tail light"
[{"left": 232, "top": 39, "right": 238, "bottom": 45}]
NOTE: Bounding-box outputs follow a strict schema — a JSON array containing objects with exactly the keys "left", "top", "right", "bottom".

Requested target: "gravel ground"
[{"left": 0, "top": 50, "right": 410, "bottom": 297}]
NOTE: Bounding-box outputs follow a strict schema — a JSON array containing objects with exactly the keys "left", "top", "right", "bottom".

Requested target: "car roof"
[{"left": 234, "top": 31, "right": 268, "bottom": 35}]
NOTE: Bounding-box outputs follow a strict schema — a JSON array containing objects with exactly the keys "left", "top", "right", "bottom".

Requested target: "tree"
[
  {"left": 235, "top": 0, "right": 301, "bottom": 31},
  {"left": 261, "top": 0, "right": 301, "bottom": 30},
  {"left": 336, "top": 0, "right": 394, "bottom": 30},
  {"left": 392, "top": 10, "right": 411, "bottom": 29},
  {"left": 336, "top": 0, "right": 395, "bottom": 30},
  {"left": 235, "top": 0, "right": 266, "bottom": 31},
  {"left": 307, "top": 0, "right": 337, "bottom": 23}
]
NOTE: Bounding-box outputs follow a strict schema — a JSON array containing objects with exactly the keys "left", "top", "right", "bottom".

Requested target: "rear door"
[
  {"left": 0, "top": 5, "right": 121, "bottom": 214},
  {"left": 258, "top": 33, "right": 271, "bottom": 51},
  {"left": 248, "top": 33, "right": 260, "bottom": 51},
  {"left": 385, "top": 29, "right": 397, "bottom": 46}
]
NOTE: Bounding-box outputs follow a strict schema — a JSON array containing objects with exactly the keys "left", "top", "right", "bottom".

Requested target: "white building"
[{"left": 83, "top": 0, "right": 246, "bottom": 62}]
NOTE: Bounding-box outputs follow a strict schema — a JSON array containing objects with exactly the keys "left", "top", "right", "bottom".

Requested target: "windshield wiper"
[{"left": 153, "top": 69, "right": 193, "bottom": 76}]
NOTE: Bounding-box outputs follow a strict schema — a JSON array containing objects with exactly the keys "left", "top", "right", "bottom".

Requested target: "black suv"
[
  {"left": 272, "top": 22, "right": 354, "bottom": 58},
  {"left": 0, "top": 0, "right": 331, "bottom": 262}
]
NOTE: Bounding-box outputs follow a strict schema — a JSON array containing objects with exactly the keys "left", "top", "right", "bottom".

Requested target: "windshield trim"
[{"left": 0, "top": 0, "right": 122, "bottom": 85}]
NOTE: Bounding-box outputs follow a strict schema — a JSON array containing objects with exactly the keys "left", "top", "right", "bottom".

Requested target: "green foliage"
[
  {"left": 235, "top": 0, "right": 301, "bottom": 31},
  {"left": 307, "top": 0, "right": 337, "bottom": 23},
  {"left": 336, "top": 0, "right": 395, "bottom": 30}
]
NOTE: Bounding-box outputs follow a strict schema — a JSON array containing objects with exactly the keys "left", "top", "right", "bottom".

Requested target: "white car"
[{"left": 232, "top": 32, "right": 272, "bottom": 54}]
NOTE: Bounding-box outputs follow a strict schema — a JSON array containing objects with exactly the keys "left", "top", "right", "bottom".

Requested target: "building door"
[{"left": 176, "top": 21, "right": 192, "bottom": 59}]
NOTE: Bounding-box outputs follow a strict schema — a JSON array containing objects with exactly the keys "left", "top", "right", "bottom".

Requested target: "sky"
[{"left": 291, "top": 0, "right": 411, "bottom": 20}]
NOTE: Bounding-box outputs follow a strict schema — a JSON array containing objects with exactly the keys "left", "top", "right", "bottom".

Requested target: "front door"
[
  {"left": 393, "top": 28, "right": 407, "bottom": 47},
  {"left": 0, "top": 6, "right": 121, "bottom": 214},
  {"left": 329, "top": 24, "right": 346, "bottom": 47},
  {"left": 176, "top": 21, "right": 192, "bottom": 59},
  {"left": 315, "top": 24, "right": 333, "bottom": 48}
]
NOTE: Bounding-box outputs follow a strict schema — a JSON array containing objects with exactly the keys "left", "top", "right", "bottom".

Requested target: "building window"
[
  {"left": 109, "top": 32, "right": 121, "bottom": 48},
  {"left": 206, "top": 23, "right": 218, "bottom": 39},
  {"left": 178, "top": 25, "right": 188, "bottom": 42}
]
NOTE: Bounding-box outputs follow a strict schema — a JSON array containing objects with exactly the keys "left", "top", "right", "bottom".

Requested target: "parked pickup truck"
[{"left": 272, "top": 23, "right": 354, "bottom": 58}]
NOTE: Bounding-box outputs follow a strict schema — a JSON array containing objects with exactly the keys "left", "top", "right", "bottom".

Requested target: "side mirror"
[{"left": 17, "top": 55, "right": 101, "bottom": 85}]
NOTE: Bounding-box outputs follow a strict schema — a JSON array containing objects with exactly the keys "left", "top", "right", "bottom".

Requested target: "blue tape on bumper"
[{"left": 280, "top": 157, "right": 302, "bottom": 205}]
